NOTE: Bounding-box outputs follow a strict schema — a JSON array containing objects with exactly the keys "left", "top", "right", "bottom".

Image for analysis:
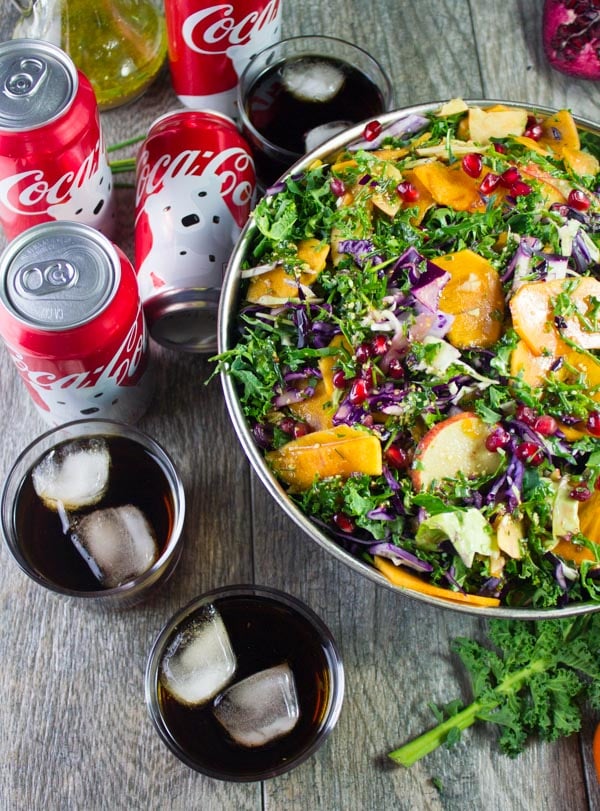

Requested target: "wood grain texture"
[{"left": 0, "top": 1, "right": 599, "bottom": 810}]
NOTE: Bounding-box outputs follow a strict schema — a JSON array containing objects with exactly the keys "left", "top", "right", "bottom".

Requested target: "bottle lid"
[{"left": 0, "top": 39, "right": 77, "bottom": 131}]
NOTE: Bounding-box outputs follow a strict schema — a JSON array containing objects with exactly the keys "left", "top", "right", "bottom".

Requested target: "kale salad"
[{"left": 218, "top": 100, "right": 600, "bottom": 610}]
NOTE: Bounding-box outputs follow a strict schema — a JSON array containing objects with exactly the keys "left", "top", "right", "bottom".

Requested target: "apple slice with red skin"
[{"left": 411, "top": 411, "right": 501, "bottom": 491}]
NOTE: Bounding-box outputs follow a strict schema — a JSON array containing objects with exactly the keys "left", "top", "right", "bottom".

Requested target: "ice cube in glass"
[
  {"left": 282, "top": 57, "right": 345, "bottom": 102},
  {"left": 32, "top": 437, "right": 110, "bottom": 510},
  {"left": 70, "top": 504, "right": 158, "bottom": 588},
  {"left": 160, "top": 604, "right": 236, "bottom": 705},
  {"left": 213, "top": 662, "right": 300, "bottom": 747}
]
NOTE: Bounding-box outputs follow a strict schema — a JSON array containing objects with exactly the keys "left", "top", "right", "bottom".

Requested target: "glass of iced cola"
[
  {"left": 145, "top": 584, "right": 345, "bottom": 780},
  {"left": 0, "top": 419, "right": 186, "bottom": 608}
]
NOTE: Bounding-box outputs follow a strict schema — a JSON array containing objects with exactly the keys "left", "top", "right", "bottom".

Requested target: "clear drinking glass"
[
  {"left": 1, "top": 418, "right": 186, "bottom": 609},
  {"left": 145, "top": 584, "right": 345, "bottom": 781},
  {"left": 237, "top": 34, "right": 393, "bottom": 190}
]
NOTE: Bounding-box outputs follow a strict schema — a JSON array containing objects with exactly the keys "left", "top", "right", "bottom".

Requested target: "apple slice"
[{"left": 411, "top": 411, "right": 500, "bottom": 491}]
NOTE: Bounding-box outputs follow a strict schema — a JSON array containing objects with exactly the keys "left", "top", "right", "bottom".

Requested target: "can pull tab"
[
  {"left": 16, "top": 260, "right": 78, "bottom": 297},
  {"left": 3, "top": 56, "right": 47, "bottom": 99}
]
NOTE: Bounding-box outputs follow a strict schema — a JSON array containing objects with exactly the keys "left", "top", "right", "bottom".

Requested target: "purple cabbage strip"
[
  {"left": 571, "top": 229, "right": 594, "bottom": 273},
  {"left": 411, "top": 264, "right": 450, "bottom": 312},
  {"left": 485, "top": 454, "right": 525, "bottom": 512},
  {"left": 544, "top": 552, "right": 572, "bottom": 593},
  {"left": 251, "top": 422, "right": 274, "bottom": 450},
  {"left": 368, "top": 541, "right": 434, "bottom": 573},
  {"left": 392, "top": 246, "right": 454, "bottom": 337},
  {"left": 501, "top": 236, "right": 542, "bottom": 284},
  {"left": 273, "top": 386, "right": 315, "bottom": 407},
  {"left": 338, "top": 238, "right": 385, "bottom": 268},
  {"left": 478, "top": 577, "right": 502, "bottom": 597},
  {"left": 442, "top": 566, "right": 465, "bottom": 593}
]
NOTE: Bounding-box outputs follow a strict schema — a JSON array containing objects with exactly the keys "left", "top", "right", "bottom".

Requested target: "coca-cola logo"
[
  {"left": 9, "top": 302, "right": 148, "bottom": 414},
  {"left": 135, "top": 146, "right": 254, "bottom": 225},
  {"left": 0, "top": 138, "right": 103, "bottom": 217},
  {"left": 182, "top": 0, "right": 280, "bottom": 55}
]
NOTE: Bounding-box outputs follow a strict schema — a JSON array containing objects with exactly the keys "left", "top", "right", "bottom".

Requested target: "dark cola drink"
[
  {"left": 239, "top": 41, "right": 391, "bottom": 188},
  {"left": 248, "top": 56, "right": 386, "bottom": 154},
  {"left": 147, "top": 586, "right": 344, "bottom": 780},
  {"left": 11, "top": 433, "right": 176, "bottom": 592}
]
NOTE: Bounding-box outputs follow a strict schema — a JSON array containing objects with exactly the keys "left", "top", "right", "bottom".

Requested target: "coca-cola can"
[
  {"left": 164, "top": 0, "right": 282, "bottom": 119},
  {"left": 0, "top": 39, "right": 115, "bottom": 242},
  {"left": 0, "top": 221, "right": 154, "bottom": 426},
  {"left": 135, "top": 109, "right": 255, "bottom": 353}
]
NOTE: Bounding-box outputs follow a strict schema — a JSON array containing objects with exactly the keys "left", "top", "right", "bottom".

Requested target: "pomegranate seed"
[
  {"left": 363, "top": 120, "right": 382, "bottom": 141},
  {"left": 587, "top": 411, "right": 600, "bottom": 436},
  {"left": 510, "top": 180, "right": 532, "bottom": 197},
  {"left": 493, "top": 143, "right": 507, "bottom": 154},
  {"left": 280, "top": 417, "right": 296, "bottom": 435},
  {"left": 292, "top": 422, "right": 309, "bottom": 439},
  {"left": 515, "top": 441, "right": 544, "bottom": 466},
  {"left": 355, "top": 343, "right": 371, "bottom": 364},
  {"left": 501, "top": 166, "right": 520, "bottom": 185},
  {"left": 569, "top": 484, "right": 591, "bottom": 502},
  {"left": 533, "top": 414, "right": 558, "bottom": 436},
  {"left": 485, "top": 426, "right": 511, "bottom": 452},
  {"left": 462, "top": 153, "right": 483, "bottom": 178},
  {"left": 524, "top": 117, "right": 543, "bottom": 140},
  {"left": 330, "top": 177, "right": 346, "bottom": 197},
  {"left": 396, "top": 181, "right": 419, "bottom": 202},
  {"left": 349, "top": 378, "right": 369, "bottom": 404},
  {"left": 332, "top": 369, "right": 349, "bottom": 389},
  {"left": 387, "top": 357, "right": 404, "bottom": 379},
  {"left": 515, "top": 404, "right": 538, "bottom": 426},
  {"left": 333, "top": 512, "right": 355, "bottom": 533},
  {"left": 371, "top": 334, "right": 389, "bottom": 355},
  {"left": 479, "top": 173, "right": 501, "bottom": 195},
  {"left": 385, "top": 445, "right": 408, "bottom": 470},
  {"left": 567, "top": 189, "right": 590, "bottom": 211}
]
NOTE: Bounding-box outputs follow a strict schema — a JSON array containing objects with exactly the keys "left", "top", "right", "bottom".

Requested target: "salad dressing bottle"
[{"left": 10, "top": 0, "right": 167, "bottom": 109}]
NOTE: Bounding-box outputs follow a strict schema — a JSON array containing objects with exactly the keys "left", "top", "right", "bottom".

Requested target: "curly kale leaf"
[{"left": 388, "top": 614, "right": 600, "bottom": 767}]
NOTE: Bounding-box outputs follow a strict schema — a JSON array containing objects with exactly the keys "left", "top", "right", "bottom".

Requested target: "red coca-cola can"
[
  {"left": 0, "top": 221, "right": 154, "bottom": 426},
  {"left": 0, "top": 39, "right": 115, "bottom": 242},
  {"left": 164, "top": 0, "right": 282, "bottom": 119},
  {"left": 135, "top": 109, "right": 255, "bottom": 353}
]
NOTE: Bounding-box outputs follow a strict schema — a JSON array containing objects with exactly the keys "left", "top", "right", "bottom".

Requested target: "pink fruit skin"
[{"left": 542, "top": 0, "right": 600, "bottom": 80}]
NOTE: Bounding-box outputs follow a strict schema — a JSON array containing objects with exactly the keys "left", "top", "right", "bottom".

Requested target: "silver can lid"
[
  {"left": 0, "top": 221, "right": 119, "bottom": 331},
  {"left": 0, "top": 39, "right": 77, "bottom": 131},
  {"left": 144, "top": 288, "right": 220, "bottom": 353}
]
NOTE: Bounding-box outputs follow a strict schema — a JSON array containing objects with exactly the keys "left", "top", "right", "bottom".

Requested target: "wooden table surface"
[{"left": 0, "top": 2, "right": 599, "bottom": 809}]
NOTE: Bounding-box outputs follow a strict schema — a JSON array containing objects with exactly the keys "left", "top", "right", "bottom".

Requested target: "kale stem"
[
  {"left": 109, "top": 158, "right": 136, "bottom": 174},
  {"left": 388, "top": 656, "right": 551, "bottom": 768},
  {"left": 107, "top": 134, "right": 145, "bottom": 153},
  {"left": 387, "top": 699, "right": 490, "bottom": 767}
]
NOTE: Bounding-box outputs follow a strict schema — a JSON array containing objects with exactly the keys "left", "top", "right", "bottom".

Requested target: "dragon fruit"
[{"left": 542, "top": 0, "right": 600, "bottom": 80}]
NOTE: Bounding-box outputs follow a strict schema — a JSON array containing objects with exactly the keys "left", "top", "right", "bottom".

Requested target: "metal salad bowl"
[{"left": 218, "top": 100, "right": 600, "bottom": 619}]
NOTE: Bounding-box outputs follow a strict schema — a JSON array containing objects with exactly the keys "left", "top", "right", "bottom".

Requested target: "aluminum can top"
[
  {"left": 0, "top": 221, "right": 119, "bottom": 331},
  {"left": 0, "top": 39, "right": 77, "bottom": 131}
]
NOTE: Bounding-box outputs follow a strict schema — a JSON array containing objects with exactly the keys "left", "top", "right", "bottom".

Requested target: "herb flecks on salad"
[{"left": 219, "top": 99, "right": 600, "bottom": 609}]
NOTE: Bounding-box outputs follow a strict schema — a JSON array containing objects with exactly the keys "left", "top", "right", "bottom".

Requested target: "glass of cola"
[
  {"left": 237, "top": 34, "right": 393, "bottom": 190},
  {"left": 145, "top": 584, "right": 345, "bottom": 781},
  {"left": 0, "top": 419, "right": 186, "bottom": 608}
]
